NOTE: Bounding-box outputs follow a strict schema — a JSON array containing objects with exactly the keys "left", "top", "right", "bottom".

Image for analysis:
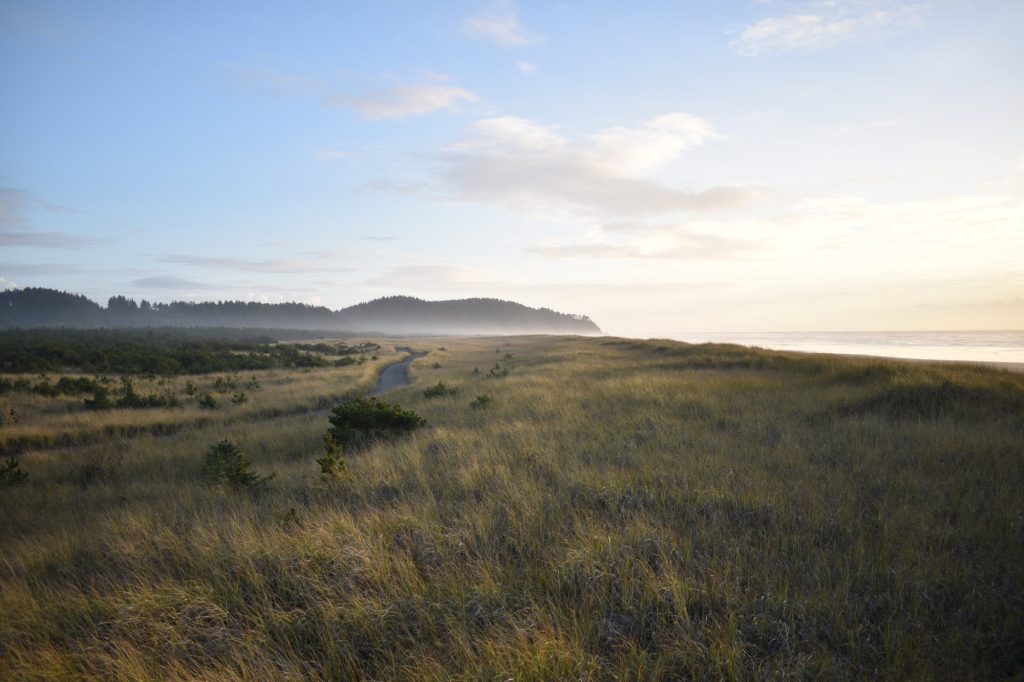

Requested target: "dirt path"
[{"left": 368, "top": 351, "right": 427, "bottom": 397}]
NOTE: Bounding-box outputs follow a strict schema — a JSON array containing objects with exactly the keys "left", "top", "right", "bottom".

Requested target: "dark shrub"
[
  {"left": 424, "top": 382, "right": 457, "bottom": 399},
  {"left": 1, "top": 456, "right": 27, "bottom": 485},
  {"left": 116, "top": 377, "right": 141, "bottom": 408},
  {"left": 487, "top": 363, "right": 510, "bottom": 378},
  {"left": 470, "top": 394, "right": 493, "bottom": 410},
  {"left": 328, "top": 397, "right": 425, "bottom": 451},
  {"left": 317, "top": 434, "right": 348, "bottom": 481},
  {"left": 202, "top": 440, "right": 272, "bottom": 489},
  {"left": 198, "top": 393, "right": 218, "bottom": 409},
  {"left": 84, "top": 386, "right": 113, "bottom": 410}
]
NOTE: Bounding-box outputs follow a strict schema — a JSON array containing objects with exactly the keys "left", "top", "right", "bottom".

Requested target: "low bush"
[
  {"left": 198, "top": 393, "right": 218, "bottom": 409},
  {"left": 424, "top": 382, "right": 457, "bottom": 399},
  {"left": 0, "top": 456, "right": 27, "bottom": 485},
  {"left": 212, "top": 376, "right": 236, "bottom": 393},
  {"left": 115, "top": 377, "right": 179, "bottom": 409},
  {"left": 487, "top": 363, "right": 510, "bottom": 378},
  {"left": 469, "top": 394, "right": 492, "bottom": 410},
  {"left": 316, "top": 434, "right": 348, "bottom": 481},
  {"left": 328, "top": 397, "right": 425, "bottom": 451},
  {"left": 201, "top": 440, "right": 272, "bottom": 490},
  {"left": 84, "top": 386, "right": 113, "bottom": 410},
  {"left": 30, "top": 376, "right": 101, "bottom": 398}
]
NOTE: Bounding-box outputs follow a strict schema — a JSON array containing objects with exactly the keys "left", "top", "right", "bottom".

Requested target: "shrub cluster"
[
  {"left": 0, "top": 328, "right": 349, "bottom": 375},
  {"left": 423, "top": 382, "right": 457, "bottom": 399},
  {"left": 487, "top": 363, "right": 511, "bottom": 378},
  {"left": 115, "top": 377, "right": 180, "bottom": 409},
  {"left": 328, "top": 397, "right": 425, "bottom": 451},
  {"left": 0, "top": 376, "right": 105, "bottom": 397}
]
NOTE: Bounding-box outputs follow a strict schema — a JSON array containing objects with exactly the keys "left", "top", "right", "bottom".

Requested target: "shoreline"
[{"left": 650, "top": 332, "right": 1024, "bottom": 372}]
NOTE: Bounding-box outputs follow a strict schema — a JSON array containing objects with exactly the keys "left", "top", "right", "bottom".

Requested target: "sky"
[{"left": 2, "top": 0, "right": 1022, "bottom": 336}]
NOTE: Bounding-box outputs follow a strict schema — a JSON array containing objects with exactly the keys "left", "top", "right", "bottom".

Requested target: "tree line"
[{"left": 0, "top": 288, "right": 601, "bottom": 334}]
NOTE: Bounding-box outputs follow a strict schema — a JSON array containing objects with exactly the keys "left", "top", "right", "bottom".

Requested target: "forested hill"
[
  {"left": 0, "top": 288, "right": 601, "bottom": 335},
  {"left": 340, "top": 296, "right": 598, "bottom": 334}
]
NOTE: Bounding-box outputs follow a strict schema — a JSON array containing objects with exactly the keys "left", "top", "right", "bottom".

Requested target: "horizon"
[
  {"left": 6, "top": 285, "right": 1024, "bottom": 335},
  {"left": 2, "top": 1, "right": 1023, "bottom": 337}
]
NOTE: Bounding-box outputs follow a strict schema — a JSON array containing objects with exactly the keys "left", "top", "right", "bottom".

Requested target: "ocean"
[{"left": 664, "top": 330, "right": 1024, "bottom": 365}]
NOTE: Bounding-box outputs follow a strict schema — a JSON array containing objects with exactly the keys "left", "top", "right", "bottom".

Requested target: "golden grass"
[
  {"left": 0, "top": 342, "right": 400, "bottom": 456},
  {"left": 1, "top": 335, "right": 1022, "bottom": 679}
]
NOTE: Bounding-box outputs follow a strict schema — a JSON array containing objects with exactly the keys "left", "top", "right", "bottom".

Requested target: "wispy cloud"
[
  {"left": 160, "top": 254, "right": 353, "bottom": 274},
  {"left": 228, "top": 64, "right": 478, "bottom": 120},
  {"left": 314, "top": 147, "right": 349, "bottom": 161},
  {"left": 731, "top": 1, "right": 929, "bottom": 56},
  {"left": 0, "top": 230, "right": 102, "bottom": 248},
  {"left": 364, "top": 264, "right": 485, "bottom": 288},
  {"left": 517, "top": 61, "right": 537, "bottom": 75},
  {"left": 365, "top": 178, "right": 428, "bottom": 195},
  {"left": 462, "top": 0, "right": 539, "bottom": 46},
  {"left": 0, "top": 186, "right": 100, "bottom": 249},
  {"left": 531, "top": 222, "right": 758, "bottom": 261},
  {"left": 223, "top": 64, "right": 320, "bottom": 97},
  {"left": 0, "top": 187, "right": 29, "bottom": 229},
  {"left": 766, "top": 193, "right": 1024, "bottom": 252},
  {"left": 130, "top": 276, "right": 210, "bottom": 289},
  {"left": 0, "top": 275, "right": 17, "bottom": 290},
  {"left": 331, "top": 83, "right": 477, "bottom": 119},
  {"left": 429, "top": 114, "right": 758, "bottom": 219},
  {"left": 0, "top": 262, "right": 86, "bottom": 275}
]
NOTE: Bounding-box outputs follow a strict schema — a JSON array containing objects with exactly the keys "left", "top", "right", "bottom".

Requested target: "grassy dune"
[
  {"left": 1, "top": 336, "right": 1022, "bottom": 679},
  {"left": 0, "top": 343, "right": 399, "bottom": 456}
]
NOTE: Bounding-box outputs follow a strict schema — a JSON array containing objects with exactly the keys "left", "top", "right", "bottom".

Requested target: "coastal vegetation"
[
  {"left": 0, "top": 334, "right": 1021, "bottom": 679},
  {"left": 0, "top": 328, "right": 375, "bottom": 375}
]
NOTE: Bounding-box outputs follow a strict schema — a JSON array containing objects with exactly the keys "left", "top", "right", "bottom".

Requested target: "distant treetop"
[{"left": 0, "top": 287, "right": 600, "bottom": 335}]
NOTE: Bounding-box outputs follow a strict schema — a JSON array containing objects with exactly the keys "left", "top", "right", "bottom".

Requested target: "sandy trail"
[{"left": 368, "top": 350, "right": 427, "bottom": 397}]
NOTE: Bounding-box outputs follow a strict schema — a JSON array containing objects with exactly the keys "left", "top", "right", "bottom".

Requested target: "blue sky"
[{"left": 2, "top": 0, "right": 1022, "bottom": 334}]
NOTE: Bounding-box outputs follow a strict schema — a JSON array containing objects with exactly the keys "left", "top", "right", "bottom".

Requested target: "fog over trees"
[{"left": 0, "top": 288, "right": 601, "bottom": 335}]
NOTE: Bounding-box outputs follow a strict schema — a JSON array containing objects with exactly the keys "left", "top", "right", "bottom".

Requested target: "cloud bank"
[{"left": 435, "top": 114, "right": 757, "bottom": 219}]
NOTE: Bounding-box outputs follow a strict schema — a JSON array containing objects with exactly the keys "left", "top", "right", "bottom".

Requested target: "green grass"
[{"left": 1, "top": 335, "right": 1021, "bottom": 679}]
